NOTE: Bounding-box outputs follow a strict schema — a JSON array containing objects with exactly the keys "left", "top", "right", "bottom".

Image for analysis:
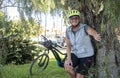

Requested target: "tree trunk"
[
  {"left": 82, "top": 4, "right": 119, "bottom": 78},
  {"left": 81, "top": 2, "right": 119, "bottom": 78},
  {"left": 97, "top": 47, "right": 118, "bottom": 78}
]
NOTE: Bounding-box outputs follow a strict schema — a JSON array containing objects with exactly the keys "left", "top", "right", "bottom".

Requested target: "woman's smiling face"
[{"left": 69, "top": 15, "right": 80, "bottom": 26}]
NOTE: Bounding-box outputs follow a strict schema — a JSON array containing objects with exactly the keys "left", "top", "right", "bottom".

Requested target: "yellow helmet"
[{"left": 68, "top": 10, "right": 80, "bottom": 18}]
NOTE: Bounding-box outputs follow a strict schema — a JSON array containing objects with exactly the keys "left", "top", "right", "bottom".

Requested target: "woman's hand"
[
  {"left": 94, "top": 33, "right": 101, "bottom": 41},
  {"left": 64, "top": 58, "right": 73, "bottom": 71},
  {"left": 87, "top": 27, "right": 101, "bottom": 42}
]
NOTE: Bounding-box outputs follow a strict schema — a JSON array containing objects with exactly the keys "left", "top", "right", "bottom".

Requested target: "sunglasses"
[{"left": 70, "top": 16, "right": 79, "bottom": 20}]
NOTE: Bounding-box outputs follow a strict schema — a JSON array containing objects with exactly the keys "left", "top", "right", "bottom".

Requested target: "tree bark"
[{"left": 97, "top": 47, "right": 119, "bottom": 78}]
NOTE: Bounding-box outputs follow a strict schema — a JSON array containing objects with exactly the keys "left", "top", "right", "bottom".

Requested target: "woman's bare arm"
[
  {"left": 65, "top": 37, "right": 71, "bottom": 60},
  {"left": 87, "top": 27, "right": 101, "bottom": 41}
]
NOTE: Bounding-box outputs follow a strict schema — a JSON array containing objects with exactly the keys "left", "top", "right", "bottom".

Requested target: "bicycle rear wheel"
[{"left": 29, "top": 53, "right": 49, "bottom": 75}]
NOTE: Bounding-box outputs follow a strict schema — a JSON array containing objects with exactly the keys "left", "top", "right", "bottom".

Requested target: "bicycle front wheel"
[{"left": 29, "top": 53, "right": 49, "bottom": 75}]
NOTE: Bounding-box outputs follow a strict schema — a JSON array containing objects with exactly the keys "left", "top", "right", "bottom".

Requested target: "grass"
[{"left": 1, "top": 59, "right": 69, "bottom": 78}]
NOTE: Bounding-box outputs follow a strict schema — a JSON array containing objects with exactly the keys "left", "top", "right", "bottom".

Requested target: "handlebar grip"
[{"left": 41, "top": 35, "right": 48, "bottom": 41}]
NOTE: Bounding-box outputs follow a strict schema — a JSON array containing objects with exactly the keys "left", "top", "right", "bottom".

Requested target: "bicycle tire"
[{"left": 29, "top": 53, "right": 49, "bottom": 75}]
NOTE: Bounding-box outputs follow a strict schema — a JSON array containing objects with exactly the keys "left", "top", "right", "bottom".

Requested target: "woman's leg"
[
  {"left": 76, "top": 73, "right": 84, "bottom": 78},
  {"left": 64, "top": 53, "right": 79, "bottom": 78},
  {"left": 67, "top": 67, "right": 76, "bottom": 78},
  {"left": 64, "top": 61, "right": 76, "bottom": 78}
]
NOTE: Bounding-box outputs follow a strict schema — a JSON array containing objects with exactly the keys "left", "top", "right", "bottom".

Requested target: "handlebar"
[{"left": 41, "top": 35, "right": 63, "bottom": 49}]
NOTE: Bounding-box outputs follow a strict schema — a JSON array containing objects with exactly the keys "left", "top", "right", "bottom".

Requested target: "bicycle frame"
[
  {"left": 41, "top": 35, "right": 66, "bottom": 67},
  {"left": 48, "top": 46, "right": 66, "bottom": 67}
]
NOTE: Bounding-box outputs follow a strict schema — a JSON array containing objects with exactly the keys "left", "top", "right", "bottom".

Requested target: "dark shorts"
[{"left": 71, "top": 53, "right": 94, "bottom": 75}]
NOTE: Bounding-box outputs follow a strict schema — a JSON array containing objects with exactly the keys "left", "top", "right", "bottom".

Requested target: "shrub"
[{"left": 0, "top": 36, "right": 44, "bottom": 65}]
